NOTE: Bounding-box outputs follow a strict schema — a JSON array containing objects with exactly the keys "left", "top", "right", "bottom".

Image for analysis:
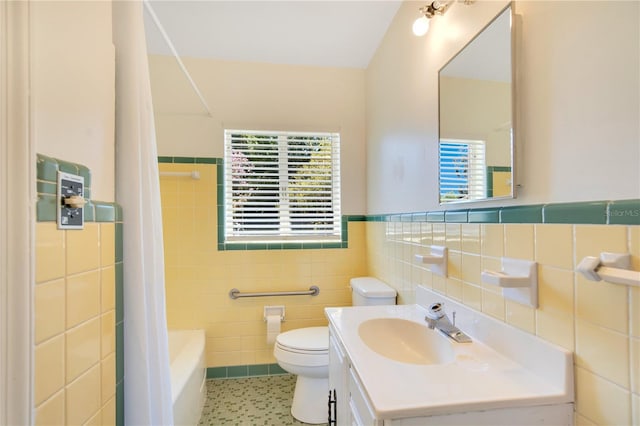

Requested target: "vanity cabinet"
[
  {"left": 329, "top": 325, "right": 380, "bottom": 426},
  {"left": 326, "top": 307, "right": 573, "bottom": 426},
  {"left": 348, "top": 365, "right": 379, "bottom": 426},
  {"left": 328, "top": 326, "right": 349, "bottom": 425}
]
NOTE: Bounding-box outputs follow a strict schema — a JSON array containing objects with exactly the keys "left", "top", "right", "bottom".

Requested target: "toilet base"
[{"left": 290, "top": 375, "right": 329, "bottom": 424}]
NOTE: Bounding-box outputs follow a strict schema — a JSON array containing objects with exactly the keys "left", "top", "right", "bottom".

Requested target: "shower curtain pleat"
[{"left": 113, "top": 2, "right": 174, "bottom": 424}]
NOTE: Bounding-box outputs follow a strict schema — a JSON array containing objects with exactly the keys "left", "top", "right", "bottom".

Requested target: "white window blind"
[
  {"left": 224, "top": 129, "right": 341, "bottom": 242},
  {"left": 439, "top": 139, "right": 486, "bottom": 202}
]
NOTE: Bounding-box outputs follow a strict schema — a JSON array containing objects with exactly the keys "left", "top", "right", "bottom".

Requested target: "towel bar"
[{"left": 159, "top": 171, "right": 200, "bottom": 180}]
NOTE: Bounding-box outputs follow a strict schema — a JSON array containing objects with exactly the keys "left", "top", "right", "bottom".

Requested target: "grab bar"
[{"left": 229, "top": 286, "right": 320, "bottom": 299}]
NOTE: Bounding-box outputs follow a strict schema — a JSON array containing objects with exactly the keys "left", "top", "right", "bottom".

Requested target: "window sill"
[{"left": 218, "top": 240, "right": 346, "bottom": 251}]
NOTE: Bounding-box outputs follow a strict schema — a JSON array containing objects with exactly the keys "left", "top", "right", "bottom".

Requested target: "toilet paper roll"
[{"left": 266, "top": 314, "right": 281, "bottom": 345}]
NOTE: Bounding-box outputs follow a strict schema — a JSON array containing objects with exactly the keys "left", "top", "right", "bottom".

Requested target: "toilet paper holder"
[{"left": 264, "top": 305, "right": 285, "bottom": 321}]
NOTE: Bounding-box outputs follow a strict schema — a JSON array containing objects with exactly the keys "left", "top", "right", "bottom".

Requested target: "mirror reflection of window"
[{"left": 439, "top": 139, "right": 486, "bottom": 202}]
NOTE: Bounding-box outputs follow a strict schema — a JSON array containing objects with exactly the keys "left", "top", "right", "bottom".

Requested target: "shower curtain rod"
[{"left": 143, "top": 1, "right": 213, "bottom": 118}]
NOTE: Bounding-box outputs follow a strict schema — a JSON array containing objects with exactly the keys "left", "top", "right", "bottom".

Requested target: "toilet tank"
[{"left": 350, "top": 277, "right": 397, "bottom": 306}]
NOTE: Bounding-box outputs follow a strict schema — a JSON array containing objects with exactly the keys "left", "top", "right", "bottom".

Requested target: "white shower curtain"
[{"left": 112, "top": 2, "right": 174, "bottom": 424}]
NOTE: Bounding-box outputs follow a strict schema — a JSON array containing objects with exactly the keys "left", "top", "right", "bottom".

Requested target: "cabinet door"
[
  {"left": 349, "top": 367, "right": 380, "bottom": 426},
  {"left": 329, "top": 328, "right": 349, "bottom": 425}
]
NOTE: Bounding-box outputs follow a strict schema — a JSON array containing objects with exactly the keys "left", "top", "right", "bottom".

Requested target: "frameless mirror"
[{"left": 438, "top": 4, "right": 515, "bottom": 204}]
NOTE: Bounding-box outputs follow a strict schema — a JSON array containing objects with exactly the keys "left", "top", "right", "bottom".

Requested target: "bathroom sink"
[{"left": 358, "top": 318, "right": 455, "bottom": 365}]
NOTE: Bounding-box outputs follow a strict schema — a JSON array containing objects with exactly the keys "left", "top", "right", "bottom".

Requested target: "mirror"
[{"left": 438, "top": 4, "right": 515, "bottom": 204}]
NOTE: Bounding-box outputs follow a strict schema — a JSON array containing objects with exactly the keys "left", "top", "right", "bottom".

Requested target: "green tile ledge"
[
  {"left": 367, "top": 199, "right": 640, "bottom": 226},
  {"left": 158, "top": 156, "right": 221, "bottom": 165},
  {"left": 36, "top": 153, "right": 121, "bottom": 223}
]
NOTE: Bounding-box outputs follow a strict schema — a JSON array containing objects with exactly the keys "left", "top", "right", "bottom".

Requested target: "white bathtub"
[{"left": 168, "top": 329, "right": 206, "bottom": 426}]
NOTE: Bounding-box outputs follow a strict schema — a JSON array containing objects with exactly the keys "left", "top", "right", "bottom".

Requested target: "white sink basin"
[
  {"left": 358, "top": 318, "right": 455, "bottom": 365},
  {"left": 326, "top": 289, "right": 574, "bottom": 420}
]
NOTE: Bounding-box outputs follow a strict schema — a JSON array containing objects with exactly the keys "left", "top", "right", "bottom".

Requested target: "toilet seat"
[
  {"left": 276, "top": 326, "right": 328, "bottom": 352},
  {"left": 274, "top": 326, "right": 329, "bottom": 367}
]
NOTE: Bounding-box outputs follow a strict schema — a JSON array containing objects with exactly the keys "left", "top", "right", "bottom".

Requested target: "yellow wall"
[
  {"left": 159, "top": 162, "right": 366, "bottom": 366},
  {"left": 34, "top": 222, "right": 117, "bottom": 425},
  {"left": 366, "top": 221, "right": 640, "bottom": 425}
]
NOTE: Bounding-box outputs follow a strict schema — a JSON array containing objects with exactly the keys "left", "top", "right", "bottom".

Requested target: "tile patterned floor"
[{"left": 198, "top": 374, "right": 328, "bottom": 426}]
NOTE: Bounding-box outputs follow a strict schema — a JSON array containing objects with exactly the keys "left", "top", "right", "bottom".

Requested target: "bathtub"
[{"left": 168, "top": 329, "right": 206, "bottom": 426}]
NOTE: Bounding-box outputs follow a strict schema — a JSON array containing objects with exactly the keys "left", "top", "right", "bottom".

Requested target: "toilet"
[{"left": 273, "top": 277, "right": 397, "bottom": 424}]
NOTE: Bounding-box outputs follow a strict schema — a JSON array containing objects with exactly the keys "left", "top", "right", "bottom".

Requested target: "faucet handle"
[{"left": 425, "top": 317, "right": 435, "bottom": 329}]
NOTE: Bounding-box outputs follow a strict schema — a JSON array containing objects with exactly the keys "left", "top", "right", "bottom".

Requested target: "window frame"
[{"left": 223, "top": 129, "right": 342, "bottom": 244}]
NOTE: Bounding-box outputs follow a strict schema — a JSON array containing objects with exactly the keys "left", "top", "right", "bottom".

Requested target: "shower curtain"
[{"left": 112, "top": 2, "right": 174, "bottom": 424}]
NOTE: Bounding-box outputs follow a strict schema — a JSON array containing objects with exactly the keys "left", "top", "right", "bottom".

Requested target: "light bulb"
[{"left": 412, "top": 16, "right": 430, "bottom": 36}]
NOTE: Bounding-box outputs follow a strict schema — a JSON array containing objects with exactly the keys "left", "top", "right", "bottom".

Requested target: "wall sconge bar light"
[{"left": 412, "top": 0, "right": 474, "bottom": 36}]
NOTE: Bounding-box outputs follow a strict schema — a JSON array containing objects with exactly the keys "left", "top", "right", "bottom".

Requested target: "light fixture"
[
  {"left": 412, "top": 0, "right": 474, "bottom": 36},
  {"left": 412, "top": 15, "right": 431, "bottom": 37},
  {"left": 412, "top": 1, "right": 450, "bottom": 36}
]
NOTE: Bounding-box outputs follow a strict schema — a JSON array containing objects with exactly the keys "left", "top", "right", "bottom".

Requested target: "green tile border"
[
  {"left": 426, "top": 211, "right": 445, "bottom": 222},
  {"left": 37, "top": 181, "right": 57, "bottom": 195},
  {"left": 206, "top": 363, "right": 288, "bottom": 379},
  {"left": 115, "top": 216, "right": 125, "bottom": 426},
  {"left": 77, "top": 164, "right": 92, "bottom": 188},
  {"left": 543, "top": 201, "right": 607, "bottom": 224},
  {"left": 468, "top": 208, "right": 500, "bottom": 223},
  {"left": 116, "top": 381, "right": 124, "bottom": 426},
  {"left": 36, "top": 194, "right": 57, "bottom": 222},
  {"left": 444, "top": 210, "right": 468, "bottom": 223},
  {"left": 95, "top": 202, "right": 116, "bottom": 222},
  {"left": 158, "top": 156, "right": 222, "bottom": 165},
  {"left": 83, "top": 201, "right": 95, "bottom": 222},
  {"left": 37, "top": 154, "right": 59, "bottom": 182},
  {"left": 364, "top": 199, "right": 640, "bottom": 225},
  {"left": 500, "top": 205, "right": 544, "bottom": 223},
  {"left": 57, "top": 159, "right": 79, "bottom": 175}
]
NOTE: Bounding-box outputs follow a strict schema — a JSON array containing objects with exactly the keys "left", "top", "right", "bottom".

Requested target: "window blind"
[
  {"left": 224, "top": 129, "right": 341, "bottom": 242},
  {"left": 439, "top": 139, "right": 486, "bottom": 201}
]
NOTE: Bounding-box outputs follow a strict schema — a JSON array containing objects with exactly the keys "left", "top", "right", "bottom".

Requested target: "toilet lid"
[{"left": 276, "top": 326, "right": 328, "bottom": 351}]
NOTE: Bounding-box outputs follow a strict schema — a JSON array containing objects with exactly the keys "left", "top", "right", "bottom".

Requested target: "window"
[
  {"left": 224, "top": 129, "right": 341, "bottom": 243},
  {"left": 439, "top": 139, "right": 486, "bottom": 202}
]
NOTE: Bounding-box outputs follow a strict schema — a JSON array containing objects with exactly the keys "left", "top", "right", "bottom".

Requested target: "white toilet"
[{"left": 273, "top": 277, "right": 397, "bottom": 424}]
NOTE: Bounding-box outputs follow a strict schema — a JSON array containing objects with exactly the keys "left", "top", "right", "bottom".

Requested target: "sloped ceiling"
[{"left": 143, "top": 0, "right": 402, "bottom": 69}]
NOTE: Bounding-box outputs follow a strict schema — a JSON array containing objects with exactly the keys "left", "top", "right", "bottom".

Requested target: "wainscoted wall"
[
  {"left": 159, "top": 158, "right": 366, "bottom": 370},
  {"left": 366, "top": 202, "right": 640, "bottom": 426},
  {"left": 35, "top": 155, "right": 123, "bottom": 425}
]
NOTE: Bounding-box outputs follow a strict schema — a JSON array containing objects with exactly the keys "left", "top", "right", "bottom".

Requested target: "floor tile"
[{"left": 199, "top": 374, "right": 327, "bottom": 426}]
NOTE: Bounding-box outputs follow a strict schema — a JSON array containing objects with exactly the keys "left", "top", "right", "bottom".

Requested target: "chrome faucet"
[{"left": 425, "top": 302, "right": 472, "bottom": 343}]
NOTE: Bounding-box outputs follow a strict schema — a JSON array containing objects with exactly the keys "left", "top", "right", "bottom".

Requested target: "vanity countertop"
[{"left": 326, "top": 301, "right": 573, "bottom": 419}]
